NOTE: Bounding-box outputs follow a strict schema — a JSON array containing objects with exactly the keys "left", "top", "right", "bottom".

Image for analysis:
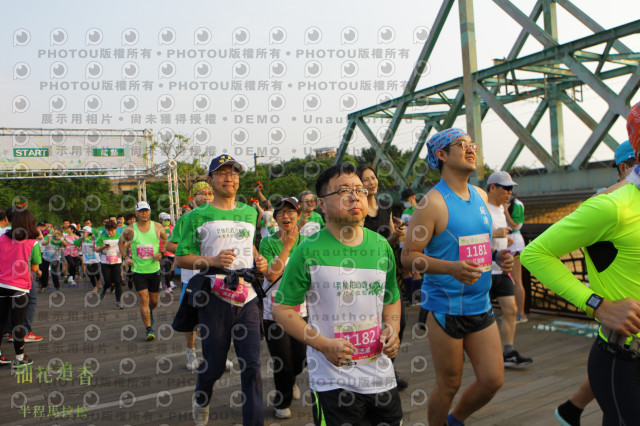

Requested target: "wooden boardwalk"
[{"left": 0, "top": 281, "right": 602, "bottom": 425}]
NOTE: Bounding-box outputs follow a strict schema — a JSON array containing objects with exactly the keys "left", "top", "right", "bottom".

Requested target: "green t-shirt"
[
  {"left": 74, "top": 235, "right": 99, "bottom": 264},
  {"left": 168, "top": 213, "right": 188, "bottom": 244},
  {"left": 42, "top": 236, "right": 64, "bottom": 261},
  {"left": 401, "top": 206, "right": 416, "bottom": 224},
  {"left": 298, "top": 211, "right": 325, "bottom": 236},
  {"left": 275, "top": 227, "right": 399, "bottom": 393},
  {"left": 96, "top": 233, "right": 122, "bottom": 264},
  {"left": 521, "top": 183, "right": 640, "bottom": 341},
  {"left": 31, "top": 242, "right": 42, "bottom": 264}
]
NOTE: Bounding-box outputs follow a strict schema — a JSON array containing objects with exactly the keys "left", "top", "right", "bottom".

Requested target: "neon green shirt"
[{"left": 521, "top": 183, "right": 640, "bottom": 340}]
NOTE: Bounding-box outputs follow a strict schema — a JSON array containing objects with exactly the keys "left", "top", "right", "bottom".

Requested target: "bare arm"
[
  {"left": 166, "top": 241, "right": 177, "bottom": 254},
  {"left": 264, "top": 228, "right": 299, "bottom": 282},
  {"left": 381, "top": 299, "right": 401, "bottom": 358}
]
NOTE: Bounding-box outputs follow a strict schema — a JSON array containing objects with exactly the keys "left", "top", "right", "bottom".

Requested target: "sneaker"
[
  {"left": 0, "top": 354, "right": 11, "bottom": 366},
  {"left": 68, "top": 278, "right": 75, "bottom": 286},
  {"left": 24, "top": 333, "right": 43, "bottom": 343},
  {"left": 114, "top": 302, "right": 124, "bottom": 310},
  {"left": 170, "top": 282, "right": 177, "bottom": 290},
  {"left": 193, "top": 402, "right": 209, "bottom": 426},
  {"left": 225, "top": 358, "right": 233, "bottom": 371},
  {"left": 11, "top": 356, "right": 33, "bottom": 370},
  {"left": 504, "top": 350, "right": 533, "bottom": 367},
  {"left": 145, "top": 329, "right": 156, "bottom": 341},
  {"left": 165, "top": 287, "right": 173, "bottom": 295},
  {"left": 292, "top": 384, "right": 301, "bottom": 400},
  {"left": 516, "top": 313, "right": 528, "bottom": 324},
  {"left": 7, "top": 334, "right": 13, "bottom": 342},
  {"left": 186, "top": 349, "right": 199, "bottom": 371},
  {"left": 274, "top": 407, "right": 292, "bottom": 419},
  {"left": 39, "top": 287, "right": 47, "bottom": 293}
]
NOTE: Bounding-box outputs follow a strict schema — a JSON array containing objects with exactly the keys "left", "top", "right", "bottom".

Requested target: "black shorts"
[
  {"left": 490, "top": 274, "right": 514, "bottom": 299},
  {"left": 312, "top": 388, "right": 402, "bottom": 426},
  {"left": 132, "top": 272, "right": 160, "bottom": 293},
  {"left": 431, "top": 311, "right": 496, "bottom": 339}
]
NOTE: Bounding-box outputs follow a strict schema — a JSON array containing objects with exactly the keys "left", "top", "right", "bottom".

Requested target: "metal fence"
[{"left": 520, "top": 224, "right": 588, "bottom": 319}]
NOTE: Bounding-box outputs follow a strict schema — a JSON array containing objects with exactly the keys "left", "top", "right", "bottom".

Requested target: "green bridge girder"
[{"left": 334, "top": 0, "right": 640, "bottom": 196}]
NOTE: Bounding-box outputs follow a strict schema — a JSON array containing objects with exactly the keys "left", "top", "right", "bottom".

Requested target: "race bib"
[
  {"left": 82, "top": 243, "right": 96, "bottom": 261},
  {"left": 333, "top": 319, "right": 382, "bottom": 366},
  {"left": 459, "top": 233, "right": 491, "bottom": 272},
  {"left": 106, "top": 255, "right": 119, "bottom": 264},
  {"left": 136, "top": 244, "right": 154, "bottom": 259},
  {"left": 211, "top": 274, "right": 250, "bottom": 306}
]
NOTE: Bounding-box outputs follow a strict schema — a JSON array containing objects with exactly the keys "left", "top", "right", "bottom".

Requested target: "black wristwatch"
[{"left": 585, "top": 294, "right": 604, "bottom": 319}]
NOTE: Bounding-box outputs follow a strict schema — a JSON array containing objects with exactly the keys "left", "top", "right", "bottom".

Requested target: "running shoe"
[
  {"left": 145, "top": 329, "right": 156, "bottom": 341},
  {"left": 516, "top": 313, "right": 528, "bottom": 324},
  {"left": 504, "top": 350, "right": 533, "bottom": 367},
  {"left": 0, "top": 354, "right": 11, "bottom": 366},
  {"left": 193, "top": 402, "right": 209, "bottom": 426},
  {"left": 114, "top": 302, "right": 124, "bottom": 310},
  {"left": 11, "top": 356, "right": 33, "bottom": 369},
  {"left": 24, "top": 333, "right": 43, "bottom": 343},
  {"left": 7, "top": 334, "right": 13, "bottom": 342},
  {"left": 186, "top": 349, "right": 199, "bottom": 371},
  {"left": 225, "top": 358, "right": 233, "bottom": 371},
  {"left": 274, "top": 407, "right": 291, "bottom": 419}
]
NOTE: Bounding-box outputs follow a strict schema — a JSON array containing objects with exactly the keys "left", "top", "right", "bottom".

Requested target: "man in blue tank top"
[{"left": 402, "top": 128, "right": 513, "bottom": 426}]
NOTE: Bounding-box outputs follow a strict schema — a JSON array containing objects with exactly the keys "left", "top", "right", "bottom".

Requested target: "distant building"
[{"left": 314, "top": 147, "right": 335, "bottom": 159}]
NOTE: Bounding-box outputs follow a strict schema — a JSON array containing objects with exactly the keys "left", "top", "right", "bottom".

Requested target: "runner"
[
  {"left": 75, "top": 227, "right": 101, "bottom": 292},
  {"left": 175, "top": 155, "right": 267, "bottom": 426},
  {"left": 505, "top": 194, "right": 527, "bottom": 323},
  {"left": 273, "top": 163, "right": 403, "bottom": 426},
  {"left": 402, "top": 128, "right": 513, "bottom": 426},
  {"left": 165, "top": 181, "right": 214, "bottom": 371},
  {"left": 63, "top": 224, "right": 80, "bottom": 286},
  {"left": 297, "top": 190, "right": 325, "bottom": 236},
  {"left": 119, "top": 201, "right": 168, "bottom": 341},
  {"left": 95, "top": 221, "right": 124, "bottom": 309},
  {"left": 553, "top": 139, "right": 640, "bottom": 426},
  {"left": 0, "top": 208, "right": 41, "bottom": 372},
  {"left": 356, "top": 164, "right": 409, "bottom": 391},
  {"left": 486, "top": 171, "right": 533, "bottom": 367},
  {"left": 260, "top": 197, "right": 306, "bottom": 419},
  {"left": 40, "top": 227, "right": 67, "bottom": 292},
  {"left": 158, "top": 212, "right": 176, "bottom": 294}
]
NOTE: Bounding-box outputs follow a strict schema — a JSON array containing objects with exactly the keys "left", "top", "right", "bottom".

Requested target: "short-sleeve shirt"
[
  {"left": 299, "top": 211, "right": 325, "bottom": 237},
  {"left": 259, "top": 233, "right": 306, "bottom": 320},
  {"left": 74, "top": 236, "right": 100, "bottom": 264},
  {"left": 96, "top": 233, "right": 122, "bottom": 264},
  {"left": 42, "top": 236, "right": 64, "bottom": 262},
  {"left": 176, "top": 202, "right": 258, "bottom": 304},
  {"left": 275, "top": 227, "right": 399, "bottom": 394}
]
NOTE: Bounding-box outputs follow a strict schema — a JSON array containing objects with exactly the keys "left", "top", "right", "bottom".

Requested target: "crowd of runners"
[{"left": 0, "top": 103, "right": 639, "bottom": 425}]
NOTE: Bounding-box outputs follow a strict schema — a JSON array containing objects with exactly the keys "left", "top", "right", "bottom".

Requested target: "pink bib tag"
[{"left": 459, "top": 233, "right": 491, "bottom": 272}]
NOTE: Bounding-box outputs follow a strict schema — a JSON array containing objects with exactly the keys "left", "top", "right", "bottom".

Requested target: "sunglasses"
[{"left": 496, "top": 185, "right": 513, "bottom": 191}]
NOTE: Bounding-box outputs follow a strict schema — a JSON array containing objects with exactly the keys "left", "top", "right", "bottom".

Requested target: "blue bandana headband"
[{"left": 426, "top": 128, "right": 469, "bottom": 169}]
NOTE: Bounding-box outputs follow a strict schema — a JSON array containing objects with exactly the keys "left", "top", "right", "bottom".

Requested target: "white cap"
[
  {"left": 81, "top": 226, "right": 92, "bottom": 233},
  {"left": 487, "top": 171, "right": 518, "bottom": 187},
  {"left": 159, "top": 212, "right": 171, "bottom": 220},
  {"left": 135, "top": 201, "right": 151, "bottom": 211}
]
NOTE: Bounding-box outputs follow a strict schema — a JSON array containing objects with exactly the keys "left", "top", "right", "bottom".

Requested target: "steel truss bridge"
[{"left": 334, "top": 0, "right": 640, "bottom": 200}]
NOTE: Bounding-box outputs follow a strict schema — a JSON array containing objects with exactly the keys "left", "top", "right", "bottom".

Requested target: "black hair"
[
  {"left": 83, "top": 218, "right": 91, "bottom": 223},
  {"left": 316, "top": 163, "right": 357, "bottom": 197},
  {"left": 437, "top": 144, "right": 452, "bottom": 172},
  {"left": 124, "top": 213, "right": 136, "bottom": 222},
  {"left": 355, "top": 164, "right": 376, "bottom": 181},
  {"left": 6, "top": 209, "right": 39, "bottom": 241},
  {"left": 105, "top": 220, "right": 118, "bottom": 230},
  {"left": 617, "top": 158, "right": 637, "bottom": 180},
  {"left": 0, "top": 208, "right": 6, "bottom": 222},
  {"left": 401, "top": 188, "right": 415, "bottom": 201}
]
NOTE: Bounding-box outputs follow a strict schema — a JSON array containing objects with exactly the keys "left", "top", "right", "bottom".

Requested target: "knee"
[
  {"left": 436, "top": 374, "right": 462, "bottom": 396},
  {"left": 479, "top": 374, "right": 503, "bottom": 395},
  {"left": 501, "top": 299, "right": 517, "bottom": 318}
]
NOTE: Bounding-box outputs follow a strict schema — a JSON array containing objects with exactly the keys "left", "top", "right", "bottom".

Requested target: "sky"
[{"left": 1, "top": 0, "right": 639, "bottom": 175}]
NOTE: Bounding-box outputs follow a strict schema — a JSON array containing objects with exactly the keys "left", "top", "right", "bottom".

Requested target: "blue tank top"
[{"left": 422, "top": 179, "right": 493, "bottom": 315}]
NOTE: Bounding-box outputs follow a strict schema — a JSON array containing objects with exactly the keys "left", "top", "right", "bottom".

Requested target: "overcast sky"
[{"left": 1, "top": 0, "right": 638, "bottom": 174}]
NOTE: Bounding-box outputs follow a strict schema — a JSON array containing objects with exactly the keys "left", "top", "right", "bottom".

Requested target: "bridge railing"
[{"left": 520, "top": 223, "right": 588, "bottom": 319}]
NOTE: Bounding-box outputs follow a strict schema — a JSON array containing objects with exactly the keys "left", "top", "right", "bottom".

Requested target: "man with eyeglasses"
[
  {"left": 298, "top": 190, "right": 325, "bottom": 236},
  {"left": 402, "top": 128, "right": 513, "bottom": 426},
  {"left": 486, "top": 171, "right": 533, "bottom": 368},
  {"left": 175, "top": 154, "right": 268, "bottom": 426},
  {"left": 273, "top": 163, "right": 403, "bottom": 426}
]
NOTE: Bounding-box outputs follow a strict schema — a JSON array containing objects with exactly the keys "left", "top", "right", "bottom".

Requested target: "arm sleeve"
[
  {"left": 383, "top": 240, "right": 400, "bottom": 305},
  {"left": 274, "top": 242, "right": 311, "bottom": 305},
  {"left": 31, "top": 241, "right": 42, "bottom": 265},
  {"left": 520, "top": 195, "right": 618, "bottom": 311}
]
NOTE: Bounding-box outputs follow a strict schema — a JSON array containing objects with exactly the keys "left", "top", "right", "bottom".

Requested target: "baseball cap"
[
  {"left": 487, "top": 171, "right": 518, "bottom": 187},
  {"left": 208, "top": 155, "right": 243, "bottom": 175},
  {"left": 614, "top": 140, "right": 634, "bottom": 166},
  {"left": 80, "top": 226, "right": 92, "bottom": 233},
  {"left": 135, "top": 201, "right": 151, "bottom": 211},
  {"left": 37, "top": 221, "right": 46, "bottom": 227},
  {"left": 274, "top": 197, "right": 299, "bottom": 213},
  {"left": 159, "top": 212, "right": 171, "bottom": 220}
]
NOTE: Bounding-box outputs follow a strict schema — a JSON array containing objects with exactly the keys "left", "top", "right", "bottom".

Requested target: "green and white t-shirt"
[
  {"left": 42, "top": 236, "right": 64, "bottom": 262},
  {"left": 74, "top": 236, "right": 100, "bottom": 264},
  {"left": 400, "top": 206, "right": 415, "bottom": 225},
  {"left": 96, "top": 233, "right": 122, "bottom": 264},
  {"left": 170, "top": 211, "right": 196, "bottom": 284},
  {"left": 276, "top": 227, "right": 400, "bottom": 394},
  {"left": 176, "top": 202, "right": 258, "bottom": 306},
  {"left": 259, "top": 233, "right": 307, "bottom": 320},
  {"left": 299, "top": 211, "right": 325, "bottom": 237}
]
